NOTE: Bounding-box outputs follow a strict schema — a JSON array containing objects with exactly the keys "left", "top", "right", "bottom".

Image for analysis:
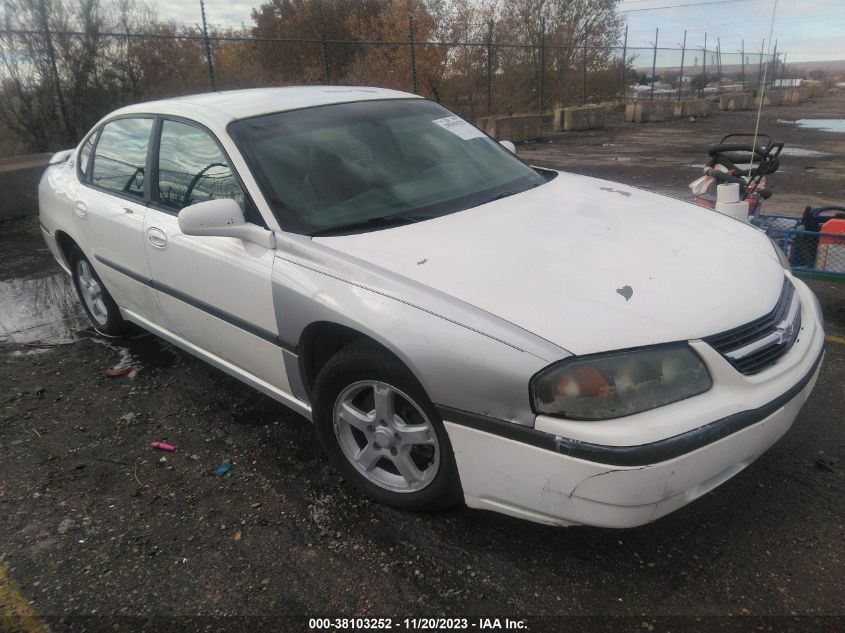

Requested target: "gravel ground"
[
  {"left": 1, "top": 97, "right": 844, "bottom": 632},
  {"left": 524, "top": 91, "right": 845, "bottom": 217}
]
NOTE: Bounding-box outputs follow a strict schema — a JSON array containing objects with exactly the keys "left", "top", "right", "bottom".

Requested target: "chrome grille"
[{"left": 703, "top": 279, "right": 802, "bottom": 375}]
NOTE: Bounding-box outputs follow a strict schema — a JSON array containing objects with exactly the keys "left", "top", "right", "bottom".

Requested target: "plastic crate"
[{"left": 752, "top": 214, "right": 845, "bottom": 281}]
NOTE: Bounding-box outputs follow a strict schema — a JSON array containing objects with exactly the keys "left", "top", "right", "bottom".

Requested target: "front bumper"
[
  {"left": 442, "top": 277, "right": 825, "bottom": 528},
  {"left": 445, "top": 354, "right": 820, "bottom": 528}
]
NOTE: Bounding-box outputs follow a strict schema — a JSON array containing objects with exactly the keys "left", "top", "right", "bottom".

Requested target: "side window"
[
  {"left": 156, "top": 120, "right": 248, "bottom": 217},
  {"left": 78, "top": 131, "right": 96, "bottom": 178},
  {"left": 91, "top": 118, "right": 153, "bottom": 199}
]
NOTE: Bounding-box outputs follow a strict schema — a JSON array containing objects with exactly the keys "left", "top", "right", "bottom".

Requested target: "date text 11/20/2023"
[{"left": 308, "top": 617, "right": 527, "bottom": 630}]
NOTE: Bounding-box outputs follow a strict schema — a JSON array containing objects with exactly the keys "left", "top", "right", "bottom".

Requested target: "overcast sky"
[{"left": 152, "top": 0, "right": 845, "bottom": 64}]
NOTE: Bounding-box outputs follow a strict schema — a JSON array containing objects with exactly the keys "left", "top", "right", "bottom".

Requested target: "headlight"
[
  {"left": 770, "top": 238, "right": 790, "bottom": 269},
  {"left": 531, "top": 343, "right": 712, "bottom": 420}
]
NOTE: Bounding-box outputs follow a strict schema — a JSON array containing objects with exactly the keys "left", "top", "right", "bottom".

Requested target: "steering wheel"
[{"left": 183, "top": 162, "right": 229, "bottom": 207}]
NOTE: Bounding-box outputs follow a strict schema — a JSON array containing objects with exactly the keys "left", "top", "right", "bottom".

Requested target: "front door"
[{"left": 142, "top": 118, "right": 290, "bottom": 393}]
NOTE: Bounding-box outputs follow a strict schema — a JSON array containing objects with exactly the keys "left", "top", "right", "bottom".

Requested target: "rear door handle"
[
  {"left": 73, "top": 200, "right": 87, "bottom": 218},
  {"left": 146, "top": 227, "right": 167, "bottom": 248}
]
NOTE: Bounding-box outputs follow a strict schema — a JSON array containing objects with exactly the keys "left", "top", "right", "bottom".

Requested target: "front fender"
[{"left": 271, "top": 252, "right": 560, "bottom": 427}]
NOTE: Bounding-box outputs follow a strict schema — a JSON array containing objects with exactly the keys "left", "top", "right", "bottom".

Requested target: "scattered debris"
[
  {"left": 213, "top": 460, "right": 232, "bottom": 477},
  {"left": 133, "top": 460, "right": 143, "bottom": 487},
  {"left": 105, "top": 365, "right": 135, "bottom": 378},
  {"left": 149, "top": 441, "right": 176, "bottom": 452},
  {"left": 815, "top": 456, "right": 837, "bottom": 473}
]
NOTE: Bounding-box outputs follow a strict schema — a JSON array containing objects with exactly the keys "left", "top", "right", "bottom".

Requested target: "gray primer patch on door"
[{"left": 616, "top": 285, "right": 633, "bottom": 301}]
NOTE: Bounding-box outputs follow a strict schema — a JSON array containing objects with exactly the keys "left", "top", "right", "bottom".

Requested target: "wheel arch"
[
  {"left": 297, "top": 321, "right": 419, "bottom": 401},
  {"left": 54, "top": 229, "right": 81, "bottom": 270}
]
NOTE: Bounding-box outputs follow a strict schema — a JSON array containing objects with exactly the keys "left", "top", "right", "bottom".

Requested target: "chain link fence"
[{"left": 0, "top": 24, "right": 784, "bottom": 124}]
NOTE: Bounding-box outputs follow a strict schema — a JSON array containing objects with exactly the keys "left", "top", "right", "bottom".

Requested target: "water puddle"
[
  {"left": 780, "top": 147, "right": 830, "bottom": 158},
  {"left": 0, "top": 271, "right": 89, "bottom": 345},
  {"left": 794, "top": 119, "right": 845, "bottom": 134},
  {"left": 0, "top": 269, "right": 179, "bottom": 371}
]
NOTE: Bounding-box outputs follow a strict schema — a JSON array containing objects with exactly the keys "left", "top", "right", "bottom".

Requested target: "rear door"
[
  {"left": 75, "top": 116, "right": 161, "bottom": 322},
  {"left": 142, "top": 117, "right": 290, "bottom": 393}
]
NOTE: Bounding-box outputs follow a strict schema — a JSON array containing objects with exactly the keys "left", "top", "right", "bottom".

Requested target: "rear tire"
[
  {"left": 70, "top": 248, "right": 129, "bottom": 337},
  {"left": 312, "top": 340, "right": 462, "bottom": 512}
]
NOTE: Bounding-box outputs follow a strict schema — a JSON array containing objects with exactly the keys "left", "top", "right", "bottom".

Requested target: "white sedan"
[{"left": 38, "top": 87, "right": 825, "bottom": 528}]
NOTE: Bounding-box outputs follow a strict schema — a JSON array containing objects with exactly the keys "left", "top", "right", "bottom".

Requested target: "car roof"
[{"left": 111, "top": 86, "right": 421, "bottom": 128}]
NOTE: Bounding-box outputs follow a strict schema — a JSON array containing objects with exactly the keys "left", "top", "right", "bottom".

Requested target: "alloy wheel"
[{"left": 332, "top": 380, "right": 440, "bottom": 493}]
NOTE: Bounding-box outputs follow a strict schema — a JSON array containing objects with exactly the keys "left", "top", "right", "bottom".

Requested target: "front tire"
[
  {"left": 70, "top": 249, "right": 129, "bottom": 337},
  {"left": 312, "top": 340, "right": 462, "bottom": 512}
]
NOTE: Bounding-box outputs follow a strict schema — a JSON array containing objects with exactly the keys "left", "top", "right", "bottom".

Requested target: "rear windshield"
[{"left": 229, "top": 99, "right": 548, "bottom": 235}]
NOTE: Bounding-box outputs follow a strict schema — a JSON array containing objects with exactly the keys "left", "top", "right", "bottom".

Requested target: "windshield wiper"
[
  {"left": 309, "top": 214, "right": 421, "bottom": 237},
  {"left": 487, "top": 191, "right": 519, "bottom": 202},
  {"left": 484, "top": 183, "right": 540, "bottom": 205}
]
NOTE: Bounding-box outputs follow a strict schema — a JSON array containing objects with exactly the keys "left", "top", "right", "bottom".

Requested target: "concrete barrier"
[
  {"left": 718, "top": 92, "right": 753, "bottom": 111},
  {"left": 785, "top": 87, "right": 808, "bottom": 104},
  {"left": 756, "top": 91, "right": 783, "bottom": 107},
  {"left": 554, "top": 105, "right": 607, "bottom": 132},
  {"left": 482, "top": 114, "right": 546, "bottom": 141},
  {"left": 0, "top": 153, "right": 51, "bottom": 220},
  {"left": 673, "top": 99, "right": 709, "bottom": 118},
  {"left": 803, "top": 80, "right": 825, "bottom": 98},
  {"left": 624, "top": 100, "right": 673, "bottom": 123}
]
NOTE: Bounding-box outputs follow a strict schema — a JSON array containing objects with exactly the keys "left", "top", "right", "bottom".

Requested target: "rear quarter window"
[{"left": 91, "top": 118, "right": 154, "bottom": 199}]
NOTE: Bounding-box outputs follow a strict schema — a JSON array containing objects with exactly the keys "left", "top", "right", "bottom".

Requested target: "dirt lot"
[
  {"left": 525, "top": 91, "right": 845, "bottom": 217},
  {"left": 1, "top": 96, "right": 844, "bottom": 633}
]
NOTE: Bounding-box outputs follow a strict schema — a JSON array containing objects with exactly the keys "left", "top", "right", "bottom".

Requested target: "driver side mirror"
[
  {"left": 178, "top": 198, "right": 275, "bottom": 249},
  {"left": 499, "top": 140, "right": 516, "bottom": 153}
]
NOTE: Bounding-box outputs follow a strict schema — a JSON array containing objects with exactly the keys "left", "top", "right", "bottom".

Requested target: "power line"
[{"left": 620, "top": 0, "right": 768, "bottom": 13}]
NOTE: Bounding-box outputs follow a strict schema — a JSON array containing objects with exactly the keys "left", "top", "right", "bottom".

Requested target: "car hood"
[{"left": 314, "top": 172, "right": 785, "bottom": 356}]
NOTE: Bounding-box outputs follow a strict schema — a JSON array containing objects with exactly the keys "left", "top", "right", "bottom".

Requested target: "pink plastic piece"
[{"left": 150, "top": 442, "right": 176, "bottom": 452}]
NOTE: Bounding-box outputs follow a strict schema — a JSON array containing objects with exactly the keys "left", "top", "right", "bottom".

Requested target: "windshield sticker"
[{"left": 432, "top": 116, "right": 486, "bottom": 140}]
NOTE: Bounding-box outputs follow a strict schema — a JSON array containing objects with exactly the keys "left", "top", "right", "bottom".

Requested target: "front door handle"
[
  {"left": 146, "top": 227, "right": 167, "bottom": 248},
  {"left": 73, "top": 200, "right": 87, "bottom": 218}
]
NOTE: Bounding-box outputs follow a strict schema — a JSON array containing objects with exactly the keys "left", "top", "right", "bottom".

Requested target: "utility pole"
[
  {"left": 538, "top": 17, "right": 545, "bottom": 113},
  {"left": 582, "top": 34, "right": 588, "bottom": 105},
  {"left": 486, "top": 19, "right": 494, "bottom": 114},
  {"left": 677, "top": 30, "right": 687, "bottom": 102},
  {"left": 770, "top": 39, "right": 778, "bottom": 90},
  {"left": 317, "top": 0, "right": 330, "bottom": 84},
  {"left": 408, "top": 14, "right": 417, "bottom": 94},
  {"left": 620, "top": 24, "right": 628, "bottom": 100},
  {"left": 716, "top": 37, "right": 723, "bottom": 95},
  {"left": 199, "top": 0, "right": 216, "bottom": 91},
  {"left": 650, "top": 28, "right": 658, "bottom": 101}
]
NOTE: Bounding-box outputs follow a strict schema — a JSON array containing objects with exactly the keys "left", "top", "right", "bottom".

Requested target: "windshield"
[{"left": 228, "top": 99, "right": 548, "bottom": 235}]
